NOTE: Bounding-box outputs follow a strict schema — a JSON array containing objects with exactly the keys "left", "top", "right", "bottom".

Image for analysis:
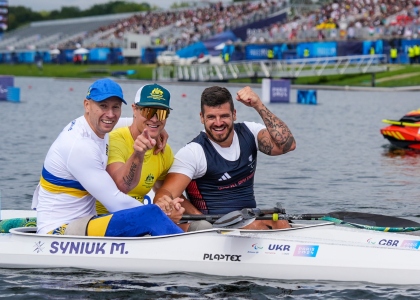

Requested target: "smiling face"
[
  {"left": 200, "top": 102, "right": 236, "bottom": 147},
  {"left": 131, "top": 104, "right": 167, "bottom": 139},
  {"left": 84, "top": 97, "right": 122, "bottom": 138}
]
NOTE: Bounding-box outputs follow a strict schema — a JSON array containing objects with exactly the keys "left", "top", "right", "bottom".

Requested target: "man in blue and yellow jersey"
[
  {"left": 32, "top": 78, "right": 183, "bottom": 237},
  {"left": 100, "top": 83, "right": 211, "bottom": 232}
]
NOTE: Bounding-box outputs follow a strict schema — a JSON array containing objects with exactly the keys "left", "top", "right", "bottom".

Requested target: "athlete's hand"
[
  {"left": 168, "top": 197, "right": 185, "bottom": 223},
  {"left": 134, "top": 129, "right": 156, "bottom": 155},
  {"left": 154, "top": 128, "right": 168, "bottom": 155},
  {"left": 155, "top": 195, "right": 184, "bottom": 217},
  {"left": 236, "top": 86, "right": 262, "bottom": 108},
  {"left": 172, "top": 197, "right": 184, "bottom": 211}
]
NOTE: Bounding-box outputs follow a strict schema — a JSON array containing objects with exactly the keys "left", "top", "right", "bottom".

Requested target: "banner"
[
  {"left": 245, "top": 45, "right": 272, "bottom": 60},
  {"left": 297, "top": 42, "right": 337, "bottom": 58},
  {"left": 89, "top": 48, "right": 110, "bottom": 62},
  {"left": 0, "top": 0, "right": 7, "bottom": 33},
  {"left": 337, "top": 41, "right": 363, "bottom": 56},
  {"left": 262, "top": 79, "right": 290, "bottom": 103},
  {"left": 0, "top": 76, "right": 13, "bottom": 100}
]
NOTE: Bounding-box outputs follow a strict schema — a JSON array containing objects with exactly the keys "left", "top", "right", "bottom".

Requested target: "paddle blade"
[
  {"left": 213, "top": 210, "right": 244, "bottom": 227},
  {"left": 213, "top": 217, "right": 256, "bottom": 229},
  {"left": 328, "top": 211, "right": 420, "bottom": 227},
  {"left": 213, "top": 209, "right": 256, "bottom": 229}
]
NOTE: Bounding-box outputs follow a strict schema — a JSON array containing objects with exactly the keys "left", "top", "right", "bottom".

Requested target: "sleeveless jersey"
[{"left": 186, "top": 123, "right": 257, "bottom": 214}]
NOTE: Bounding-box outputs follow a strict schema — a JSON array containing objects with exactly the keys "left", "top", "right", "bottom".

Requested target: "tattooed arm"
[
  {"left": 236, "top": 86, "right": 296, "bottom": 156},
  {"left": 106, "top": 128, "right": 156, "bottom": 193}
]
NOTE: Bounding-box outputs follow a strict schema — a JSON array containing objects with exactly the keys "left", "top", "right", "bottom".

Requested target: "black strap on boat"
[{"left": 327, "top": 211, "right": 420, "bottom": 227}]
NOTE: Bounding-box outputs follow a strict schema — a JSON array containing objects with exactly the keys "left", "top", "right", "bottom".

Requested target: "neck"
[{"left": 129, "top": 124, "right": 140, "bottom": 140}]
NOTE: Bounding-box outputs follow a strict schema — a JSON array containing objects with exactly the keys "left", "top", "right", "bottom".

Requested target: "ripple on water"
[{"left": 1, "top": 270, "right": 419, "bottom": 300}]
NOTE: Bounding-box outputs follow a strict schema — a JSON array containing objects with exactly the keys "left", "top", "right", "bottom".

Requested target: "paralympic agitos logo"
[{"left": 203, "top": 253, "right": 241, "bottom": 262}]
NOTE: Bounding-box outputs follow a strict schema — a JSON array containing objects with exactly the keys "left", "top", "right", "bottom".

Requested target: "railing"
[{"left": 154, "top": 54, "right": 388, "bottom": 82}]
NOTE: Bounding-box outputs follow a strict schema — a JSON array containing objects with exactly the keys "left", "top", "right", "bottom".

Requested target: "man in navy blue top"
[{"left": 155, "top": 86, "right": 296, "bottom": 230}]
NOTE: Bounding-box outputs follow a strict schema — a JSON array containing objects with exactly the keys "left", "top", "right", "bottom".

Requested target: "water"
[{"left": 1, "top": 77, "right": 420, "bottom": 298}]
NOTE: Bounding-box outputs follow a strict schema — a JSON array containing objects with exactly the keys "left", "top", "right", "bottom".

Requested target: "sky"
[{"left": 8, "top": 0, "right": 178, "bottom": 11}]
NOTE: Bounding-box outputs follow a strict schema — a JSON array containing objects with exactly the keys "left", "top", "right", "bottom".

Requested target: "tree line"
[{"left": 7, "top": 1, "right": 154, "bottom": 31}]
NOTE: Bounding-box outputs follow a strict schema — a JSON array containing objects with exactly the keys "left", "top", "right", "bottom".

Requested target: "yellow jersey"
[{"left": 96, "top": 126, "right": 174, "bottom": 214}]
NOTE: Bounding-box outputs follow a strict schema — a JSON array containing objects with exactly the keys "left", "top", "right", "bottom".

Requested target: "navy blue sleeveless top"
[{"left": 186, "top": 123, "right": 258, "bottom": 214}]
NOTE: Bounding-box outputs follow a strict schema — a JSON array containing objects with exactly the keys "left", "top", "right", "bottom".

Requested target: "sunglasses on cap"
[{"left": 138, "top": 107, "right": 170, "bottom": 121}]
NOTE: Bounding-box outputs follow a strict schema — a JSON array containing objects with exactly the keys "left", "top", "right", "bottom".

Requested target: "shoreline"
[{"left": 49, "top": 77, "right": 420, "bottom": 92}]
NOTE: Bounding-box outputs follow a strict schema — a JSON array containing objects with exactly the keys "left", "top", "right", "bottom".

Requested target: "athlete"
[
  {"left": 99, "top": 83, "right": 211, "bottom": 232},
  {"left": 154, "top": 86, "right": 296, "bottom": 230},
  {"left": 32, "top": 78, "right": 183, "bottom": 237}
]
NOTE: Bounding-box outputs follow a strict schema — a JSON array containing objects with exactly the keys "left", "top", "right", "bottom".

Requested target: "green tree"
[
  {"left": 8, "top": 6, "right": 43, "bottom": 30},
  {"left": 170, "top": 2, "right": 191, "bottom": 9},
  {"left": 6, "top": 1, "right": 156, "bottom": 31},
  {"left": 57, "top": 7, "right": 82, "bottom": 19}
]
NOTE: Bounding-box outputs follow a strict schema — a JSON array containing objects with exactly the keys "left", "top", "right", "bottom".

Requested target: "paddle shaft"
[
  {"left": 181, "top": 213, "right": 325, "bottom": 222},
  {"left": 250, "top": 213, "right": 327, "bottom": 221}
]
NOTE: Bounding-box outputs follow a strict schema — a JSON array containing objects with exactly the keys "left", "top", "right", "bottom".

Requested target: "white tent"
[
  {"left": 73, "top": 48, "right": 89, "bottom": 55},
  {"left": 214, "top": 43, "right": 225, "bottom": 50},
  {"left": 50, "top": 49, "right": 60, "bottom": 55}
]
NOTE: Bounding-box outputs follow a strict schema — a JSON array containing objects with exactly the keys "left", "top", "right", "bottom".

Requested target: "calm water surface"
[{"left": 1, "top": 77, "right": 420, "bottom": 299}]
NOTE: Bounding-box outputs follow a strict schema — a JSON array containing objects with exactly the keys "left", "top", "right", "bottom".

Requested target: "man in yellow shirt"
[
  {"left": 98, "top": 83, "right": 211, "bottom": 231},
  {"left": 97, "top": 83, "right": 175, "bottom": 211}
]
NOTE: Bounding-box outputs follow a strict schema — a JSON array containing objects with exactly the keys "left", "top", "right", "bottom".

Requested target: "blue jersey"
[{"left": 186, "top": 123, "right": 257, "bottom": 214}]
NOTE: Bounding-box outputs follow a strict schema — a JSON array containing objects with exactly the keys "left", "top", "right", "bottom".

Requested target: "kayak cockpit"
[{"left": 7, "top": 221, "right": 336, "bottom": 240}]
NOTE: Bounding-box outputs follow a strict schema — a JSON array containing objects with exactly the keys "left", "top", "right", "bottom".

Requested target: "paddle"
[
  {"left": 182, "top": 208, "right": 420, "bottom": 232},
  {"left": 181, "top": 205, "right": 286, "bottom": 229},
  {"left": 2, "top": 208, "right": 419, "bottom": 232}
]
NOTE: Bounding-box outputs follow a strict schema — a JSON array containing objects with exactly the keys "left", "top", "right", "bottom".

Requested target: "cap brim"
[
  {"left": 135, "top": 101, "right": 172, "bottom": 109},
  {"left": 89, "top": 93, "right": 127, "bottom": 105}
]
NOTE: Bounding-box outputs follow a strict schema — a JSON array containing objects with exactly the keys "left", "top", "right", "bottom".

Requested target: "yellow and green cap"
[{"left": 134, "top": 83, "right": 171, "bottom": 109}]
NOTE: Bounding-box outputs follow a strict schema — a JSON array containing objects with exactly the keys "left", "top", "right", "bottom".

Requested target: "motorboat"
[
  {"left": 1, "top": 209, "right": 420, "bottom": 285},
  {"left": 381, "top": 109, "right": 420, "bottom": 149}
]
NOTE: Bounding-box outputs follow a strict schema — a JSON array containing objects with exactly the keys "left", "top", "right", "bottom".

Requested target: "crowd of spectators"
[
  {"left": 18, "top": 0, "right": 420, "bottom": 53},
  {"left": 58, "top": 0, "right": 286, "bottom": 50},
  {"left": 246, "top": 0, "right": 420, "bottom": 43}
]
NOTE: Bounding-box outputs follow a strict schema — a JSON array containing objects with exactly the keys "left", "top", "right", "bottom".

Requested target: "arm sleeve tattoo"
[{"left": 257, "top": 105, "right": 295, "bottom": 155}]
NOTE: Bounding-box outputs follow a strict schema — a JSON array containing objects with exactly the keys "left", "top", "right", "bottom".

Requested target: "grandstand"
[
  {"left": 246, "top": 0, "right": 420, "bottom": 43},
  {"left": 0, "top": 1, "right": 286, "bottom": 53},
  {"left": 0, "top": 12, "right": 137, "bottom": 52},
  {"left": 0, "top": 0, "right": 420, "bottom": 65}
]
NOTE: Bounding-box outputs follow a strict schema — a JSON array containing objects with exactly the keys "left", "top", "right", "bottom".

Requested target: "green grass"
[
  {"left": 0, "top": 63, "right": 155, "bottom": 80},
  {"left": 2, "top": 63, "right": 420, "bottom": 87},
  {"left": 293, "top": 65, "right": 420, "bottom": 87}
]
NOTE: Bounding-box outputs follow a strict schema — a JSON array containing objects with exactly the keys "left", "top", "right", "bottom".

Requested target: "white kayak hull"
[{"left": 1, "top": 210, "right": 420, "bottom": 285}]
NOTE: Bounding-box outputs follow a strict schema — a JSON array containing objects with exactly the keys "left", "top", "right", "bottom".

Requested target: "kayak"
[{"left": 1, "top": 210, "right": 420, "bottom": 285}]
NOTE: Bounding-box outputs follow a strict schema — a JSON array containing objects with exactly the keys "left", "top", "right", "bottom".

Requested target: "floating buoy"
[
  {"left": 181, "top": 93, "right": 186, "bottom": 97},
  {"left": 28, "top": 85, "right": 32, "bottom": 89},
  {"left": 69, "top": 87, "right": 73, "bottom": 91}
]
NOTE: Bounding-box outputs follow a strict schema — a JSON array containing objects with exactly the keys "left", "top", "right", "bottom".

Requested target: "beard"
[{"left": 204, "top": 123, "right": 234, "bottom": 144}]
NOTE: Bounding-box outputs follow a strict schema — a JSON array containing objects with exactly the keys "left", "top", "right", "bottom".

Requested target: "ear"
[
  {"left": 84, "top": 99, "right": 89, "bottom": 113},
  {"left": 233, "top": 109, "right": 237, "bottom": 121},
  {"left": 200, "top": 112, "right": 204, "bottom": 124},
  {"left": 131, "top": 104, "right": 136, "bottom": 115}
]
